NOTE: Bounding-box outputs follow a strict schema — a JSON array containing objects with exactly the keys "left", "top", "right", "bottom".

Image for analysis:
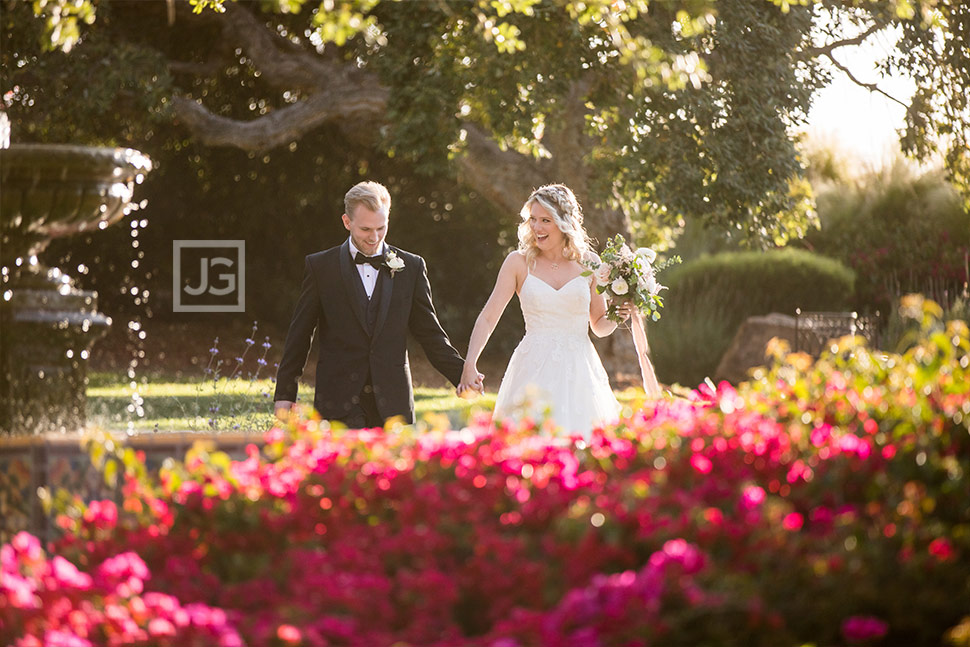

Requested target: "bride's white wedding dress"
[{"left": 492, "top": 271, "right": 620, "bottom": 439}]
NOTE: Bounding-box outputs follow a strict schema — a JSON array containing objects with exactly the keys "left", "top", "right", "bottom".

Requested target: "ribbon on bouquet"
[{"left": 630, "top": 313, "right": 663, "bottom": 398}]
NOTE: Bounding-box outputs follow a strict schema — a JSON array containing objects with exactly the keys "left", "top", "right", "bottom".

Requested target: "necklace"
[{"left": 550, "top": 262, "right": 559, "bottom": 271}]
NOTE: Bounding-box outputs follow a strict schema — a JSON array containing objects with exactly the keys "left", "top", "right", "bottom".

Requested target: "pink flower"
[
  {"left": 1, "top": 543, "right": 16, "bottom": 573},
  {"left": 97, "top": 552, "right": 150, "bottom": 582},
  {"left": 147, "top": 618, "right": 177, "bottom": 637},
  {"left": 929, "top": 538, "right": 955, "bottom": 562},
  {"left": 838, "top": 433, "right": 871, "bottom": 458},
  {"left": 11, "top": 532, "right": 43, "bottom": 563},
  {"left": 3, "top": 573, "right": 39, "bottom": 608},
  {"left": 277, "top": 624, "right": 302, "bottom": 643},
  {"left": 741, "top": 485, "right": 766, "bottom": 509},
  {"left": 690, "top": 453, "right": 713, "bottom": 474},
  {"left": 51, "top": 556, "right": 93, "bottom": 590},
  {"left": 659, "top": 538, "right": 705, "bottom": 574},
  {"left": 810, "top": 506, "right": 834, "bottom": 528},
  {"left": 41, "top": 630, "right": 91, "bottom": 647},
  {"left": 810, "top": 424, "right": 832, "bottom": 448},
  {"left": 782, "top": 512, "right": 804, "bottom": 531},
  {"left": 841, "top": 615, "right": 888, "bottom": 643},
  {"left": 703, "top": 507, "right": 724, "bottom": 526},
  {"left": 83, "top": 500, "right": 118, "bottom": 528}
]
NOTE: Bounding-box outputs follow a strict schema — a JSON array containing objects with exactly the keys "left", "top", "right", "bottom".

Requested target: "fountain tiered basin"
[{"left": 1, "top": 144, "right": 152, "bottom": 433}]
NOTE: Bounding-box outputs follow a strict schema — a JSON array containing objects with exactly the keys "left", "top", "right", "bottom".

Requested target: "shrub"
[
  {"left": 0, "top": 531, "right": 242, "bottom": 646},
  {"left": 649, "top": 247, "right": 855, "bottom": 386},
  {"left": 645, "top": 298, "right": 736, "bottom": 387},
  {"left": 3, "top": 297, "right": 967, "bottom": 647},
  {"left": 801, "top": 161, "right": 970, "bottom": 315}
]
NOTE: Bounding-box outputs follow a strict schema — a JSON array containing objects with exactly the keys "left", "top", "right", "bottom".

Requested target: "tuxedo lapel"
[
  {"left": 372, "top": 256, "right": 395, "bottom": 339},
  {"left": 338, "top": 240, "right": 369, "bottom": 334}
]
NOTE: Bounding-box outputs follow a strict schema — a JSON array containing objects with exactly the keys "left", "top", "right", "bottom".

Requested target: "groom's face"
[{"left": 343, "top": 205, "right": 388, "bottom": 256}]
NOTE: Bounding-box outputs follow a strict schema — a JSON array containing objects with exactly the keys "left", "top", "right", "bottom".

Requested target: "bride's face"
[{"left": 529, "top": 202, "right": 565, "bottom": 253}]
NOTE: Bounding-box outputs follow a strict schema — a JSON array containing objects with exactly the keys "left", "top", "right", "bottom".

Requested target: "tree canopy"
[{"left": 3, "top": 0, "right": 968, "bottom": 250}]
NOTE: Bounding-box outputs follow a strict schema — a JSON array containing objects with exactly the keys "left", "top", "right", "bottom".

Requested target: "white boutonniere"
[{"left": 384, "top": 250, "right": 405, "bottom": 276}]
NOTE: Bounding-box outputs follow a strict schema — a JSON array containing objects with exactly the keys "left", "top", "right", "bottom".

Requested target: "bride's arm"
[
  {"left": 589, "top": 286, "right": 620, "bottom": 337},
  {"left": 459, "top": 252, "right": 523, "bottom": 393},
  {"left": 586, "top": 251, "right": 631, "bottom": 337}
]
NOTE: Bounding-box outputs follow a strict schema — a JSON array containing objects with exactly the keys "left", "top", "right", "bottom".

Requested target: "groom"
[{"left": 273, "top": 181, "right": 476, "bottom": 427}]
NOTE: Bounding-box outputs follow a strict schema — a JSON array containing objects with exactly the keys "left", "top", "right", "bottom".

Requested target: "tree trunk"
[{"left": 168, "top": 4, "right": 644, "bottom": 384}]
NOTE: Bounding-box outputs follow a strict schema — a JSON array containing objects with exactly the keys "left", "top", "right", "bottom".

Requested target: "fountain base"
[{"left": 1, "top": 264, "right": 111, "bottom": 433}]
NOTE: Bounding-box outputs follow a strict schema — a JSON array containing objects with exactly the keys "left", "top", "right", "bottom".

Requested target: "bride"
[{"left": 458, "top": 184, "right": 633, "bottom": 439}]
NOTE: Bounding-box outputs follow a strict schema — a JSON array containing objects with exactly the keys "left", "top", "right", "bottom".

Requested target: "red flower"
[{"left": 929, "top": 538, "right": 955, "bottom": 562}]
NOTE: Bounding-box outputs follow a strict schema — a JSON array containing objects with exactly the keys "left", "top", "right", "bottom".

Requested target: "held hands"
[
  {"left": 457, "top": 365, "right": 485, "bottom": 400},
  {"left": 274, "top": 400, "right": 295, "bottom": 420}
]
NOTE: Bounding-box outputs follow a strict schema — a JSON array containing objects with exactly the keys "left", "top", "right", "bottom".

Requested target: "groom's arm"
[
  {"left": 274, "top": 256, "right": 323, "bottom": 404},
  {"left": 408, "top": 255, "right": 465, "bottom": 386}
]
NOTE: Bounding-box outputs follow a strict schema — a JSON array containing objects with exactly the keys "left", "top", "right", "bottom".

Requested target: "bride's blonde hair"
[{"left": 517, "top": 184, "right": 593, "bottom": 266}]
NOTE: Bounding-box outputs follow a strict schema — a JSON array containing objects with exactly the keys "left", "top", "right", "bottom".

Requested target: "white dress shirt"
[{"left": 348, "top": 239, "right": 386, "bottom": 299}]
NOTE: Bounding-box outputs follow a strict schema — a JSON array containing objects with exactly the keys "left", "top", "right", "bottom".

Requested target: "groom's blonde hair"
[
  {"left": 517, "top": 184, "right": 592, "bottom": 266},
  {"left": 344, "top": 181, "right": 391, "bottom": 218}
]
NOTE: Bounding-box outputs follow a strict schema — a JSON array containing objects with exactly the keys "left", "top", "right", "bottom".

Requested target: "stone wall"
[{"left": 0, "top": 432, "right": 264, "bottom": 543}]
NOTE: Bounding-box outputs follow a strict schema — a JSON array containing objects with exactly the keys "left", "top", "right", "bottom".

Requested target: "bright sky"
[{"left": 805, "top": 26, "right": 916, "bottom": 169}]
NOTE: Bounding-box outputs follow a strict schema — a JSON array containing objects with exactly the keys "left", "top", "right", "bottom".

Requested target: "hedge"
[{"left": 649, "top": 247, "right": 855, "bottom": 386}]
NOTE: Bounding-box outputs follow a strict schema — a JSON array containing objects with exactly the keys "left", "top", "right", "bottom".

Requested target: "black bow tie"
[{"left": 354, "top": 253, "right": 384, "bottom": 269}]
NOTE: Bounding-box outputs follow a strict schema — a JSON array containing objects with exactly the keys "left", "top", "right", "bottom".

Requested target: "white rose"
[
  {"left": 594, "top": 263, "right": 612, "bottom": 286},
  {"left": 636, "top": 247, "right": 657, "bottom": 264},
  {"left": 610, "top": 277, "right": 629, "bottom": 296},
  {"left": 385, "top": 252, "right": 405, "bottom": 271}
]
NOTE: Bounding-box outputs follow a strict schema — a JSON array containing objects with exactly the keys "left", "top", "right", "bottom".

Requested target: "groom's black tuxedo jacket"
[{"left": 274, "top": 240, "right": 464, "bottom": 424}]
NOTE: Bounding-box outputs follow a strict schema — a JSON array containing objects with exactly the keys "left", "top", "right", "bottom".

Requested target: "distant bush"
[
  {"left": 649, "top": 248, "right": 855, "bottom": 386},
  {"left": 801, "top": 162, "right": 970, "bottom": 316}
]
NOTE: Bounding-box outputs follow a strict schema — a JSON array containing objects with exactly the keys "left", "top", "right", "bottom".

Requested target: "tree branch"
[
  {"left": 221, "top": 2, "right": 358, "bottom": 92},
  {"left": 799, "top": 22, "right": 884, "bottom": 59},
  {"left": 171, "top": 85, "right": 388, "bottom": 151},
  {"left": 454, "top": 123, "right": 549, "bottom": 216},
  {"left": 824, "top": 52, "right": 909, "bottom": 108}
]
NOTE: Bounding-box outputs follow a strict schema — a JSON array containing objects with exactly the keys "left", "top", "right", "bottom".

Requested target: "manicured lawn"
[{"left": 86, "top": 372, "right": 645, "bottom": 433}]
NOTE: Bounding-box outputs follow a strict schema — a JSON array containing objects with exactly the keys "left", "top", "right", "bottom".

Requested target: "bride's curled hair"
[{"left": 518, "top": 184, "right": 593, "bottom": 266}]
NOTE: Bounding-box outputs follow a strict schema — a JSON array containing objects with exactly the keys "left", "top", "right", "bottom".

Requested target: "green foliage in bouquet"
[
  {"left": 649, "top": 247, "right": 855, "bottom": 386},
  {"left": 5, "top": 297, "right": 968, "bottom": 647},
  {"left": 585, "top": 234, "right": 681, "bottom": 323}
]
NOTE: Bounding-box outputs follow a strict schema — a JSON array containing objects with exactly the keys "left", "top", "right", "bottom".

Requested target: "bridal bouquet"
[{"left": 585, "top": 234, "right": 680, "bottom": 324}]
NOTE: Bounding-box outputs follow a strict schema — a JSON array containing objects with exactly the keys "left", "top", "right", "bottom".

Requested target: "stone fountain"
[{"left": 0, "top": 118, "right": 152, "bottom": 433}]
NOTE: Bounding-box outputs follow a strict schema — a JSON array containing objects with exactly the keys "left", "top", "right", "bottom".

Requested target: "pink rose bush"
[
  {"left": 2, "top": 295, "right": 968, "bottom": 646},
  {"left": 0, "top": 531, "right": 241, "bottom": 646}
]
